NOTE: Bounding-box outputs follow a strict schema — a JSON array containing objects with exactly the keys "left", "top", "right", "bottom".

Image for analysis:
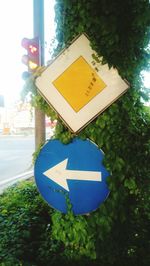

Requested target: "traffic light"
[{"left": 21, "top": 37, "right": 41, "bottom": 79}]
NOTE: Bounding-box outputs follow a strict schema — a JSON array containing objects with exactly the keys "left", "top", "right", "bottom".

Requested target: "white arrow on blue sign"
[{"left": 34, "top": 138, "right": 110, "bottom": 215}]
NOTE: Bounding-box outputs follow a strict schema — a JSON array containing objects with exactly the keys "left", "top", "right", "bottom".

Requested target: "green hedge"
[{"left": 0, "top": 181, "right": 53, "bottom": 265}]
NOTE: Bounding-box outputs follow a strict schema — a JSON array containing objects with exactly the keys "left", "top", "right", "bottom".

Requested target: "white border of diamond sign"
[{"left": 35, "top": 33, "right": 129, "bottom": 133}]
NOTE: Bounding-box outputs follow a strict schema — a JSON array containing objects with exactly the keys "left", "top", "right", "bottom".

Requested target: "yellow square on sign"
[{"left": 52, "top": 56, "right": 106, "bottom": 112}]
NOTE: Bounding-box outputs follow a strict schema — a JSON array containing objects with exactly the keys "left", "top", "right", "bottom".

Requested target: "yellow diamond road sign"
[
  {"left": 53, "top": 56, "right": 106, "bottom": 112},
  {"left": 36, "top": 34, "right": 129, "bottom": 133}
]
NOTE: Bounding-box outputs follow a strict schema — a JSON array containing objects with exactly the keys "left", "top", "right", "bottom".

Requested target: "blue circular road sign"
[{"left": 34, "top": 138, "right": 110, "bottom": 215}]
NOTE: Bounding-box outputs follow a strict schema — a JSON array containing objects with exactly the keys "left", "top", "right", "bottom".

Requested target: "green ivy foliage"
[
  {"left": 52, "top": 0, "right": 150, "bottom": 265},
  {"left": 19, "top": 0, "right": 150, "bottom": 265}
]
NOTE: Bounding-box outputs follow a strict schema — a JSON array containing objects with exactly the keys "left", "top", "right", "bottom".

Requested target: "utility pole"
[{"left": 33, "top": 0, "right": 45, "bottom": 149}]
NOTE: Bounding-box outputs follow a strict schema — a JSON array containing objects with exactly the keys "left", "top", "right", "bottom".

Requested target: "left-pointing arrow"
[{"left": 43, "top": 158, "right": 102, "bottom": 191}]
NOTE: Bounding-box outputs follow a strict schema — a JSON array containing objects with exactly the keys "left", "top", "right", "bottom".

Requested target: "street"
[{"left": 0, "top": 135, "right": 35, "bottom": 184}]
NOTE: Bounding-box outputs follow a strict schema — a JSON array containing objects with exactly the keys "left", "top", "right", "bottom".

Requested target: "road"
[{"left": 0, "top": 135, "right": 35, "bottom": 184}]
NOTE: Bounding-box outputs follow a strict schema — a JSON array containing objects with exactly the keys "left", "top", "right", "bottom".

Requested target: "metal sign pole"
[{"left": 33, "top": 0, "right": 45, "bottom": 149}]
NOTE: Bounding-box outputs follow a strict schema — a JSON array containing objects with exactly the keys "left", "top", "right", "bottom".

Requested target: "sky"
[
  {"left": 143, "top": 70, "right": 150, "bottom": 88},
  {"left": 0, "top": 0, "right": 149, "bottom": 107},
  {"left": 0, "top": 0, "right": 55, "bottom": 107}
]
